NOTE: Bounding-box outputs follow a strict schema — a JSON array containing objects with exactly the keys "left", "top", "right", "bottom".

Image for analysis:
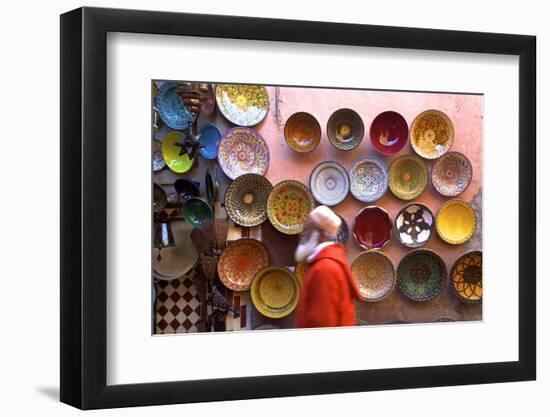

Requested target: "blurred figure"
[{"left": 295, "top": 206, "right": 361, "bottom": 328}]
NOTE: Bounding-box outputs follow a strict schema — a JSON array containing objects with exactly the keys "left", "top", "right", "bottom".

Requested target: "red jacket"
[{"left": 296, "top": 244, "right": 362, "bottom": 328}]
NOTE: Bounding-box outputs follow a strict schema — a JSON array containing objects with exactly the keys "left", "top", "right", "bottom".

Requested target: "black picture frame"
[{"left": 60, "top": 6, "right": 536, "bottom": 410}]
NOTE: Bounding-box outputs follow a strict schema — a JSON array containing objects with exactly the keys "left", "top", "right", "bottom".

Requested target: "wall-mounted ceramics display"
[
  {"left": 353, "top": 206, "right": 393, "bottom": 250},
  {"left": 217, "top": 127, "right": 270, "bottom": 179},
  {"left": 156, "top": 81, "right": 193, "bottom": 130},
  {"left": 349, "top": 158, "right": 389, "bottom": 203},
  {"left": 267, "top": 180, "right": 315, "bottom": 235},
  {"left": 397, "top": 249, "right": 447, "bottom": 302},
  {"left": 369, "top": 110, "right": 409, "bottom": 155},
  {"left": 284, "top": 112, "right": 321, "bottom": 153},
  {"left": 410, "top": 109, "right": 454, "bottom": 159},
  {"left": 431, "top": 151, "right": 473, "bottom": 197},
  {"left": 162, "top": 131, "right": 195, "bottom": 173},
  {"left": 436, "top": 199, "right": 477, "bottom": 245},
  {"left": 388, "top": 154, "right": 429, "bottom": 200},
  {"left": 198, "top": 123, "right": 222, "bottom": 160},
  {"left": 394, "top": 202, "right": 435, "bottom": 247},
  {"left": 217, "top": 238, "right": 270, "bottom": 291},
  {"left": 351, "top": 251, "right": 396, "bottom": 302},
  {"left": 251, "top": 266, "right": 300, "bottom": 319},
  {"left": 450, "top": 250, "right": 482, "bottom": 303},
  {"left": 327, "top": 108, "right": 364, "bottom": 151},
  {"left": 309, "top": 161, "right": 350, "bottom": 206},
  {"left": 215, "top": 84, "right": 269, "bottom": 126},
  {"left": 224, "top": 173, "right": 273, "bottom": 227}
]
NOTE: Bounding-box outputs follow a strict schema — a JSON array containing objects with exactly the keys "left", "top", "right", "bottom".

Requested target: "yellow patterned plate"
[
  {"left": 267, "top": 180, "right": 315, "bottom": 235},
  {"left": 436, "top": 199, "right": 477, "bottom": 245},
  {"left": 351, "top": 251, "right": 396, "bottom": 302},
  {"left": 217, "top": 239, "right": 269, "bottom": 291},
  {"left": 388, "top": 155, "right": 429, "bottom": 200},
  {"left": 450, "top": 250, "right": 482, "bottom": 303},
  {"left": 251, "top": 266, "right": 300, "bottom": 319},
  {"left": 410, "top": 109, "right": 454, "bottom": 159},
  {"left": 216, "top": 84, "right": 269, "bottom": 127},
  {"left": 161, "top": 131, "right": 194, "bottom": 173}
]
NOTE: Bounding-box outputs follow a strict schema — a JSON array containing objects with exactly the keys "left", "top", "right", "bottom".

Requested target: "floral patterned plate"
[
  {"left": 156, "top": 82, "right": 193, "bottom": 130},
  {"left": 410, "top": 109, "right": 454, "bottom": 159},
  {"left": 267, "top": 180, "right": 315, "bottom": 235},
  {"left": 309, "top": 161, "right": 349, "bottom": 206},
  {"left": 351, "top": 251, "right": 396, "bottom": 302},
  {"left": 436, "top": 199, "right": 477, "bottom": 245},
  {"left": 388, "top": 155, "right": 428, "bottom": 200},
  {"left": 216, "top": 84, "right": 269, "bottom": 127},
  {"left": 217, "top": 127, "right": 270, "bottom": 180},
  {"left": 349, "top": 158, "right": 389, "bottom": 202},
  {"left": 251, "top": 266, "right": 300, "bottom": 319},
  {"left": 224, "top": 173, "right": 273, "bottom": 227},
  {"left": 450, "top": 250, "right": 482, "bottom": 303},
  {"left": 431, "top": 152, "right": 473, "bottom": 197},
  {"left": 397, "top": 249, "right": 447, "bottom": 302},
  {"left": 284, "top": 112, "right": 321, "bottom": 153},
  {"left": 217, "top": 238, "right": 270, "bottom": 291},
  {"left": 394, "top": 203, "right": 435, "bottom": 247},
  {"left": 327, "top": 108, "right": 364, "bottom": 151},
  {"left": 162, "top": 131, "right": 194, "bottom": 174}
]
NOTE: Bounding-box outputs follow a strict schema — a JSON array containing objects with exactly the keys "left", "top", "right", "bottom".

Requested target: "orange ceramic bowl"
[{"left": 284, "top": 112, "right": 321, "bottom": 153}]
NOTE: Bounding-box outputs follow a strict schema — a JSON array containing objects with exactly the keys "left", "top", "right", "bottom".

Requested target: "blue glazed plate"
[
  {"left": 156, "top": 82, "right": 192, "bottom": 130},
  {"left": 199, "top": 123, "right": 222, "bottom": 159}
]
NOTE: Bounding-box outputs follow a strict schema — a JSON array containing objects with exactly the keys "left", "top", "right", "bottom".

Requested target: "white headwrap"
[{"left": 308, "top": 205, "right": 342, "bottom": 238}]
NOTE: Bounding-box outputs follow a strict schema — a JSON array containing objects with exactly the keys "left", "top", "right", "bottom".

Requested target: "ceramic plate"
[
  {"left": 309, "top": 161, "right": 350, "bottom": 206},
  {"left": 198, "top": 123, "right": 222, "bottom": 160},
  {"left": 156, "top": 82, "right": 193, "bottom": 130},
  {"left": 217, "top": 127, "right": 270, "bottom": 179},
  {"left": 436, "top": 199, "right": 477, "bottom": 245},
  {"left": 410, "top": 109, "right": 454, "bottom": 159},
  {"left": 284, "top": 112, "right": 321, "bottom": 153},
  {"left": 217, "top": 238, "right": 270, "bottom": 291},
  {"left": 152, "top": 151, "right": 166, "bottom": 172},
  {"left": 153, "top": 220, "right": 198, "bottom": 280},
  {"left": 394, "top": 203, "right": 435, "bottom": 247},
  {"left": 349, "top": 158, "right": 389, "bottom": 202},
  {"left": 251, "top": 266, "right": 300, "bottom": 319},
  {"left": 267, "top": 180, "right": 315, "bottom": 235},
  {"left": 327, "top": 108, "right": 364, "bottom": 151},
  {"left": 162, "top": 131, "right": 195, "bottom": 174},
  {"left": 431, "top": 151, "right": 473, "bottom": 197},
  {"left": 353, "top": 206, "right": 393, "bottom": 250},
  {"left": 388, "top": 155, "right": 428, "bottom": 200},
  {"left": 351, "top": 251, "right": 396, "bottom": 302},
  {"left": 450, "top": 250, "right": 482, "bottom": 303},
  {"left": 224, "top": 173, "right": 273, "bottom": 227},
  {"left": 181, "top": 197, "right": 213, "bottom": 228},
  {"left": 397, "top": 249, "right": 447, "bottom": 302},
  {"left": 370, "top": 111, "right": 409, "bottom": 155},
  {"left": 216, "top": 84, "right": 269, "bottom": 126}
]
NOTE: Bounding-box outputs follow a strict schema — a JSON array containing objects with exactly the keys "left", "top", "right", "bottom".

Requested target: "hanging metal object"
[{"left": 153, "top": 212, "right": 176, "bottom": 261}]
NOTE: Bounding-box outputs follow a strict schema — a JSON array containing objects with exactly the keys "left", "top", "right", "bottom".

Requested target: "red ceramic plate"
[
  {"left": 353, "top": 206, "right": 393, "bottom": 250},
  {"left": 370, "top": 111, "right": 409, "bottom": 155}
]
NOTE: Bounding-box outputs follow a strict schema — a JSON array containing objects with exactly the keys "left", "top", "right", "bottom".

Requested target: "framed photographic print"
[{"left": 60, "top": 6, "right": 536, "bottom": 410}]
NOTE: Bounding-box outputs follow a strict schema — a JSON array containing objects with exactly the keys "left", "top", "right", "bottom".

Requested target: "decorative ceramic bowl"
[
  {"left": 156, "top": 82, "right": 193, "bottom": 130},
  {"left": 162, "top": 131, "right": 195, "bottom": 174},
  {"left": 251, "top": 266, "right": 300, "bottom": 319},
  {"left": 450, "top": 250, "right": 482, "bottom": 303},
  {"left": 152, "top": 151, "right": 166, "bottom": 172},
  {"left": 174, "top": 178, "right": 200, "bottom": 202},
  {"left": 349, "top": 158, "right": 389, "bottom": 202},
  {"left": 370, "top": 111, "right": 409, "bottom": 155},
  {"left": 388, "top": 155, "right": 429, "bottom": 200},
  {"left": 397, "top": 249, "right": 447, "bottom": 302},
  {"left": 431, "top": 151, "right": 473, "bottom": 197},
  {"left": 436, "top": 199, "right": 477, "bottom": 245},
  {"left": 410, "top": 109, "right": 454, "bottom": 159},
  {"left": 215, "top": 84, "right": 269, "bottom": 126},
  {"left": 198, "top": 123, "right": 222, "bottom": 160},
  {"left": 217, "top": 127, "right": 270, "bottom": 180},
  {"left": 353, "top": 206, "right": 393, "bottom": 250},
  {"left": 153, "top": 183, "right": 167, "bottom": 213},
  {"left": 327, "top": 108, "right": 364, "bottom": 151},
  {"left": 224, "top": 173, "right": 273, "bottom": 227},
  {"left": 351, "top": 251, "right": 396, "bottom": 302},
  {"left": 394, "top": 203, "right": 435, "bottom": 247},
  {"left": 217, "top": 238, "right": 270, "bottom": 291},
  {"left": 309, "top": 161, "right": 350, "bottom": 206},
  {"left": 181, "top": 197, "right": 213, "bottom": 228},
  {"left": 267, "top": 180, "right": 315, "bottom": 235},
  {"left": 201, "top": 83, "right": 216, "bottom": 116},
  {"left": 153, "top": 220, "right": 198, "bottom": 280},
  {"left": 337, "top": 214, "right": 350, "bottom": 246},
  {"left": 284, "top": 112, "right": 321, "bottom": 153}
]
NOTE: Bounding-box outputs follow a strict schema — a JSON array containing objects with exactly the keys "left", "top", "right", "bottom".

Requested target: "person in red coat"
[{"left": 295, "top": 206, "right": 362, "bottom": 328}]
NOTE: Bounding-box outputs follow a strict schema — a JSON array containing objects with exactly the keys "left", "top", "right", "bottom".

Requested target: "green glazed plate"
[
  {"left": 389, "top": 154, "right": 428, "bottom": 200},
  {"left": 397, "top": 249, "right": 447, "bottom": 302}
]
